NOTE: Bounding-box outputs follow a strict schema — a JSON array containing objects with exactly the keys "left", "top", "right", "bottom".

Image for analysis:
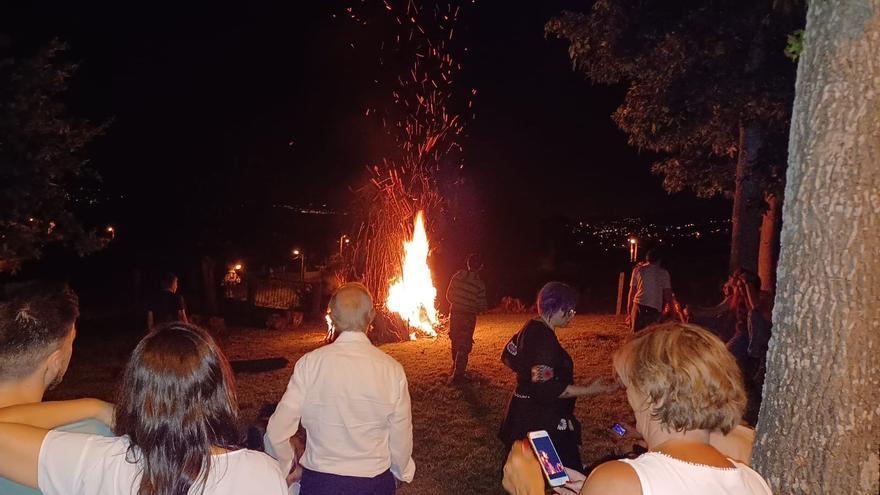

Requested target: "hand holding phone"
[
  {"left": 501, "top": 440, "right": 545, "bottom": 495},
  {"left": 552, "top": 468, "right": 586, "bottom": 495},
  {"left": 527, "top": 430, "right": 570, "bottom": 487}
]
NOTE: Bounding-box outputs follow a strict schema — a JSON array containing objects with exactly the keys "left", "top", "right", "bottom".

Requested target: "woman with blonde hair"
[{"left": 503, "top": 322, "right": 771, "bottom": 495}]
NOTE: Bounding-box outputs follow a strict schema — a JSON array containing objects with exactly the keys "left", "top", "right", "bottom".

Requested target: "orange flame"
[{"left": 386, "top": 211, "right": 439, "bottom": 338}]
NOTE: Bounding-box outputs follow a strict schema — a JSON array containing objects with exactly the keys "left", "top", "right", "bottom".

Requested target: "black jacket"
[{"left": 499, "top": 319, "right": 577, "bottom": 443}]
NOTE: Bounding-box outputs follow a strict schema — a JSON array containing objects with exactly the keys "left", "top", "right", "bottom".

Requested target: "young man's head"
[
  {"left": 0, "top": 283, "right": 80, "bottom": 393},
  {"left": 160, "top": 272, "right": 179, "bottom": 293}
]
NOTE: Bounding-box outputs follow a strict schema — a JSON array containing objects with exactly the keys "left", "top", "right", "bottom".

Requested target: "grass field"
[{"left": 47, "top": 314, "right": 639, "bottom": 495}]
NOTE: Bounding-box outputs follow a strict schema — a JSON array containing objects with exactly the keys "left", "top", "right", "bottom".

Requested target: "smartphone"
[
  {"left": 527, "top": 430, "right": 570, "bottom": 487},
  {"left": 611, "top": 423, "right": 627, "bottom": 437}
]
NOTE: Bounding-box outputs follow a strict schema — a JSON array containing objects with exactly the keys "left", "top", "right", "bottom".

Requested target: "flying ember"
[{"left": 385, "top": 211, "right": 439, "bottom": 339}]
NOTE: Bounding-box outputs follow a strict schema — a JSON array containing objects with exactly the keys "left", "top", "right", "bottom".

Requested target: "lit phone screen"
[{"left": 531, "top": 435, "right": 568, "bottom": 482}]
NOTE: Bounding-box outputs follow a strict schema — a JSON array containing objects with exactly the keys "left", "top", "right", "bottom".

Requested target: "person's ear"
[
  {"left": 366, "top": 307, "right": 376, "bottom": 325},
  {"left": 42, "top": 348, "right": 65, "bottom": 387}
]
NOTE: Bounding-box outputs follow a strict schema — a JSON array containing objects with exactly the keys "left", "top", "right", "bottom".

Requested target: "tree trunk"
[
  {"left": 757, "top": 193, "right": 782, "bottom": 293},
  {"left": 729, "top": 123, "right": 764, "bottom": 274},
  {"left": 751, "top": 1, "right": 880, "bottom": 494}
]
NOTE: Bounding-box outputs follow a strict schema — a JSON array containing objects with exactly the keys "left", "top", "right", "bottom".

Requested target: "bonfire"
[{"left": 386, "top": 211, "right": 439, "bottom": 339}]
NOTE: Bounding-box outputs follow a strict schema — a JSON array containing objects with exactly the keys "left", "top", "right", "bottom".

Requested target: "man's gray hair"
[{"left": 328, "top": 283, "right": 375, "bottom": 332}]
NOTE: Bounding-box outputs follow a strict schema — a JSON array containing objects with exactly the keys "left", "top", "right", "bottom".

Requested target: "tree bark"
[
  {"left": 757, "top": 193, "right": 782, "bottom": 293},
  {"left": 751, "top": 1, "right": 880, "bottom": 494},
  {"left": 729, "top": 123, "right": 764, "bottom": 274}
]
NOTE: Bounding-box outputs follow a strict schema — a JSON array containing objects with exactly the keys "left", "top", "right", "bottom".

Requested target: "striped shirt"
[{"left": 445, "top": 270, "right": 487, "bottom": 314}]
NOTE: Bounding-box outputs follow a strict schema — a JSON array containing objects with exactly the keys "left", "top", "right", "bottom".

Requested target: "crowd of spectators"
[{"left": 0, "top": 251, "right": 774, "bottom": 494}]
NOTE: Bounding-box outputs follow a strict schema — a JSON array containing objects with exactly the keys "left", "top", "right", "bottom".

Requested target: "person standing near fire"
[
  {"left": 625, "top": 250, "right": 682, "bottom": 332},
  {"left": 445, "top": 253, "right": 488, "bottom": 385}
]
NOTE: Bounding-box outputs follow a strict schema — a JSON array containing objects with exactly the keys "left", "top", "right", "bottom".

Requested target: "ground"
[{"left": 48, "top": 314, "right": 639, "bottom": 495}]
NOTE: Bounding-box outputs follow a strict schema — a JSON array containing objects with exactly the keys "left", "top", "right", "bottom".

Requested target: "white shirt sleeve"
[
  {"left": 265, "top": 357, "right": 308, "bottom": 476},
  {"left": 38, "top": 431, "right": 109, "bottom": 495},
  {"left": 388, "top": 373, "right": 416, "bottom": 483}
]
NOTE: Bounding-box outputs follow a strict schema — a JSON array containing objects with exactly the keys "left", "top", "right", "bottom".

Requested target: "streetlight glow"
[
  {"left": 339, "top": 234, "right": 351, "bottom": 255},
  {"left": 292, "top": 248, "right": 305, "bottom": 281}
]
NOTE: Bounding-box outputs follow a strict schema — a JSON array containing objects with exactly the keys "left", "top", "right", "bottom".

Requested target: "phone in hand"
[
  {"left": 527, "top": 430, "right": 570, "bottom": 487},
  {"left": 611, "top": 423, "right": 627, "bottom": 437}
]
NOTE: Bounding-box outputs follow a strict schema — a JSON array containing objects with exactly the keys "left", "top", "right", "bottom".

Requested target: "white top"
[
  {"left": 618, "top": 452, "right": 772, "bottom": 495},
  {"left": 38, "top": 431, "right": 287, "bottom": 495},
  {"left": 264, "top": 331, "right": 416, "bottom": 482},
  {"left": 1, "top": 419, "right": 113, "bottom": 495},
  {"left": 630, "top": 263, "right": 672, "bottom": 311}
]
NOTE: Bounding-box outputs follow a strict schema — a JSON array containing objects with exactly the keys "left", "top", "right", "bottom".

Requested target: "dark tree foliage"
[
  {"left": 0, "top": 39, "right": 108, "bottom": 271},
  {"left": 546, "top": 0, "right": 803, "bottom": 199}
]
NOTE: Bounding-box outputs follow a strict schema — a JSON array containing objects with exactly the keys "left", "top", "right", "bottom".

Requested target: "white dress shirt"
[{"left": 264, "top": 330, "right": 416, "bottom": 482}]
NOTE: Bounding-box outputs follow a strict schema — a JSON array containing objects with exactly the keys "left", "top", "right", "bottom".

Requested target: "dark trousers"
[
  {"left": 300, "top": 468, "right": 395, "bottom": 495},
  {"left": 631, "top": 304, "right": 661, "bottom": 333},
  {"left": 449, "top": 312, "right": 477, "bottom": 377}
]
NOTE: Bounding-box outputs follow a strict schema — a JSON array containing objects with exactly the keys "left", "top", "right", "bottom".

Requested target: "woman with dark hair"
[
  {"left": 0, "top": 322, "right": 287, "bottom": 495},
  {"left": 499, "top": 282, "right": 617, "bottom": 470}
]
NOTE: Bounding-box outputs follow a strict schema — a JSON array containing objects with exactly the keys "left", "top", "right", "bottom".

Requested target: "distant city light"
[
  {"left": 233, "top": 263, "right": 243, "bottom": 271},
  {"left": 569, "top": 217, "right": 730, "bottom": 250}
]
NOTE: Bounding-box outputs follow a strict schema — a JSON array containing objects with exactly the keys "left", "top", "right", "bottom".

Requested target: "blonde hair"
[
  {"left": 613, "top": 322, "right": 746, "bottom": 434},
  {"left": 328, "top": 283, "right": 374, "bottom": 332}
]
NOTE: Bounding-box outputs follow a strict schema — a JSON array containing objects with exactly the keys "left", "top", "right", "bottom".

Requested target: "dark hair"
[
  {"left": 536, "top": 282, "right": 578, "bottom": 318},
  {"left": 159, "top": 272, "right": 178, "bottom": 289},
  {"left": 466, "top": 253, "right": 483, "bottom": 271},
  {"left": 0, "top": 282, "right": 79, "bottom": 379},
  {"left": 645, "top": 249, "right": 662, "bottom": 263},
  {"left": 114, "top": 322, "right": 241, "bottom": 495}
]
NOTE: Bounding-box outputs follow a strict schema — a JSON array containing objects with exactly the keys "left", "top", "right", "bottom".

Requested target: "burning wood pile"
[{"left": 333, "top": 1, "right": 474, "bottom": 342}]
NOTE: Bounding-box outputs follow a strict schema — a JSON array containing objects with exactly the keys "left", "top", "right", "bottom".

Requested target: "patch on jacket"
[
  {"left": 506, "top": 341, "right": 518, "bottom": 356},
  {"left": 531, "top": 365, "right": 554, "bottom": 383}
]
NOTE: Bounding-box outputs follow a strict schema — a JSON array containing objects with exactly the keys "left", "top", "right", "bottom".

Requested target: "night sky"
[{"left": 2, "top": 1, "right": 730, "bottom": 299}]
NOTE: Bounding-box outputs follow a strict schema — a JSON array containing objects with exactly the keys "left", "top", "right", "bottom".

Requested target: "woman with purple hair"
[{"left": 499, "top": 282, "right": 618, "bottom": 470}]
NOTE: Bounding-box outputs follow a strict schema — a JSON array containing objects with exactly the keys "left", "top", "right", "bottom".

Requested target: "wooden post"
[{"left": 615, "top": 272, "right": 625, "bottom": 315}]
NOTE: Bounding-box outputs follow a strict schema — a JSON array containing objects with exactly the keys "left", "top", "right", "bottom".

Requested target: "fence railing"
[{"left": 223, "top": 273, "right": 323, "bottom": 315}]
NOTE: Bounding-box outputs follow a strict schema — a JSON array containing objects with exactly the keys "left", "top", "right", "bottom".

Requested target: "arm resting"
[
  {"left": 0, "top": 399, "right": 113, "bottom": 430},
  {"left": 0, "top": 423, "right": 47, "bottom": 488}
]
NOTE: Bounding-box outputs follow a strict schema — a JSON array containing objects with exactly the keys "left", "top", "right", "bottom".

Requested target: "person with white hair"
[{"left": 264, "top": 283, "right": 416, "bottom": 495}]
